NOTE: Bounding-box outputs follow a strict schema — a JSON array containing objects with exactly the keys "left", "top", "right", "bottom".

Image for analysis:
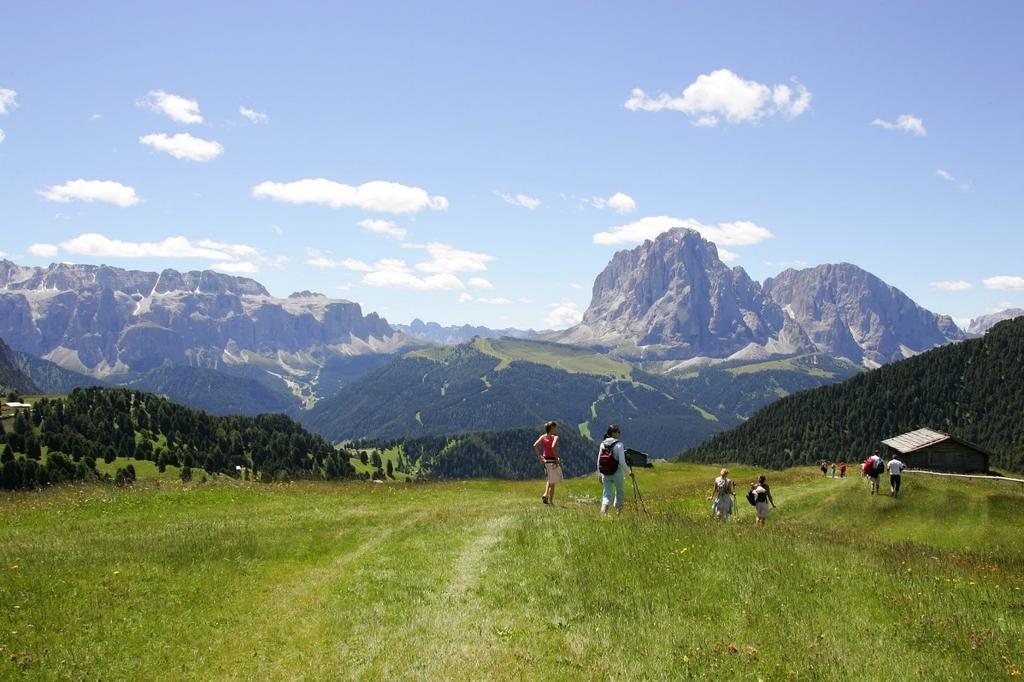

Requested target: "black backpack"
[
  {"left": 872, "top": 458, "right": 885, "bottom": 476},
  {"left": 598, "top": 440, "right": 620, "bottom": 475},
  {"left": 746, "top": 489, "right": 757, "bottom": 506}
]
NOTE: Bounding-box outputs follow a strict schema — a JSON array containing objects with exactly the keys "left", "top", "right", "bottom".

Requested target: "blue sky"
[{"left": 1, "top": 1, "right": 1022, "bottom": 330}]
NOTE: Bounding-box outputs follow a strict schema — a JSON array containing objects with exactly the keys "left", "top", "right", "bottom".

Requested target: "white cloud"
[
  {"left": 253, "top": 178, "right": 448, "bottom": 214},
  {"left": 415, "top": 242, "right": 494, "bottom": 274},
  {"left": 545, "top": 301, "right": 584, "bottom": 329},
  {"left": 56, "top": 233, "right": 264, "bottom": 268},
  {"left": 606, "top": 192, "right": 637, "bottom": 214},
  {"left": 90, "top": 113, "right": 102, "bottom": 121},
  {"left": 28, "top": 243, "right": 59, "bottom": 258},
  {"left": 718, "top": 248, "right": 739, "bottom": 263},
  {"left": 0, "top": 87, "right": 17, "bottom": 115},
  {"left": 930, "top": 280, "right": 972, "bottom": 291},
  {"left": 138, "top": 90, "right": 203, "bottom": 124},
  {"left": 497, "top": 192, "right": 541, "bottom": 210},
  {"left": 935, "top": 169, "right": 971, "bottom": 191},
  {"left": 458, "top": 293, "right": 512, "bottom": 305},
  {"left": 871, "top": 114, "right": 926, "bottom": 137},
  {"left": 625, "top": 69, "right": 811, "bottom": 126},
  {"left": 594, "top": 216, "right": 774, "bottom": 250},
  {"left": 468, "top": 277, "right": 494, "bottom": 289},
  {"left": 307, "top": 256, "right": 375, "bottom": 272},
  {"left": 983, "top": 276, "right": 1024, "bottom": 291},
  {"left": 211, "top": 261, "right": 259, "bottom": 274},
  {"left": 239, "top": 106, "right": 268, "bottom": 124},
  {"left": 362, "top": 270, "right": 464, "bottom": 291},
  {"left": 568, "top": 283, "right": 583, "bottom": 290},
  {"left": 0, "top": 129, "right": 5, "bottom": 144},
  {"left": 272, "top": 224, "right": 283, "bottom": 236},
  {"left": 37, "top": 179, "right": 140, "bottom": 207},
  {"left": 357, "top": 218, "right": 408, "bottom": 240},
  {"left": 139, "top": 133, "right": 223, "bottom": 161},
  {"left": 582, "top": 192, "right": 637, "bottom": 214}
]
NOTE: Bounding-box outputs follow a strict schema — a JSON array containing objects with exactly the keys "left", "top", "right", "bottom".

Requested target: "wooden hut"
[{"left": 881, "top": 428, "right": 991, "bottom": 474}]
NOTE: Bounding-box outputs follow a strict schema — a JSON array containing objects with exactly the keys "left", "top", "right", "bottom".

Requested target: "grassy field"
[{"left": 2, "top": 465, "right": 1023, "bottom": 679}]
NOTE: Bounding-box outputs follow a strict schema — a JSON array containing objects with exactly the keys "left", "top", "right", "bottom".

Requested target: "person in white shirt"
[
  {"left": 598, "top": 424, "right": 632, "bottom": 513},
  {"left": 888, "top": 456, "right": 905, "bottom": 497}
]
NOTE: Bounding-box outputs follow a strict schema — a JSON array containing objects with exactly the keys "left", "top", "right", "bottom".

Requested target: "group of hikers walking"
[{"left": 533, "top": 422, "right": 908, "bottom": 520}]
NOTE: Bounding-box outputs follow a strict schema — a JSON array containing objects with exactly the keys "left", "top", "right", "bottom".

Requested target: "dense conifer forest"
[
  {"left": 0, "top": 387, "right": 352, "bottom": 490},
  {"left": 680, "top": 318, "right": 1024, "bottom": 471}
]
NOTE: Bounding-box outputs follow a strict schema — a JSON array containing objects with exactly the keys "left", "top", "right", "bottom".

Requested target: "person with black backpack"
[
  {"left": 747, "top": 474, "right": 775, "bottom": 526},
  {"left": 863, "top": 449, "right": 885, "bottom": 495},
  {"left": 597, "top": 424, "right": 631, "bottom": 514}
]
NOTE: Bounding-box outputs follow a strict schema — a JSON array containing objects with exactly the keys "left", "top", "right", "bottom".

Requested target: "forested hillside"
[
  {"left": 680, "top": 317, "right": 1024, "bottom": 471},
  {"left": 0, "top": 337, "right": 39, "bottom": 394},
  {"left": 124, "top": 365, "right": 297, "bottom": 416},
  {"left": 0, "top": 387, "right": 353, "bottom": 489},
  {"left": 303, "top": 340, "right": 857, "bottom": 457},
  {"left": 356, "top": 426, "right": 596, "bottom": 480}
]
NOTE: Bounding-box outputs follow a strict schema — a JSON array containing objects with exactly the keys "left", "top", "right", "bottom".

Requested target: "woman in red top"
[{"left": 532, "top": 421, "right": 563, "bottom": 505}]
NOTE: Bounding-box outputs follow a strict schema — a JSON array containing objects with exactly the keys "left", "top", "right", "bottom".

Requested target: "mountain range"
[
  {"left": 554, "top": 228, "right": 965, "bottom": 366},
  {"left": 0, "top": 260, "right": 404, "bottom": 403}
]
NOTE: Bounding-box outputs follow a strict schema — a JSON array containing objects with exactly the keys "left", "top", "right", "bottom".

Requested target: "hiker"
[
  {"left": 839, "top": 461, "right": 847, "bottom": 478},
  {"left": 820, "top": 461, "right": 828, "bottom": 477},
  {"left": 532, "top": 421, "right": 562, "bottom": 505},
  {"left": 751, "top": 474, "right": 775, "bottom": 526},
  {"left": 831, "top": 462, "right": 837, "bottom": 478},
  {"left": 863, "top": 450, "right": 884, "bottom": 495},
  {"left": 597, "top": 424, "right": 631, "bottom": 514},
  {"left": 711, "top": 468, "right": 735, "bottom": 521},
  {"left": 888, "top": 454, "right": 905, "bottom": 497}
]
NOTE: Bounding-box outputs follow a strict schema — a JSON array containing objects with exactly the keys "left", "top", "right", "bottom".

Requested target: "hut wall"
[{"left": 899, "top": 441, "right": 988, "bottom": 473}]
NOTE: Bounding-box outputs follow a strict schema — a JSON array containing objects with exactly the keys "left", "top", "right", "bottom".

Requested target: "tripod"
[{"left": 630, "top": 473, "right": 649, "bottom": 515}]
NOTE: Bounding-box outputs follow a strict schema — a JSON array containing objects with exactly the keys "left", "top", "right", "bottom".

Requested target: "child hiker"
[{"left": 533, "top": 421, "right": 562, "bottom": 505}]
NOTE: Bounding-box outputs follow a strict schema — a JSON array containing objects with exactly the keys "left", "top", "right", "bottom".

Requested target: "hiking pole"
[{"left": 630, "top": 473, "right": 649, "bottom": 515}]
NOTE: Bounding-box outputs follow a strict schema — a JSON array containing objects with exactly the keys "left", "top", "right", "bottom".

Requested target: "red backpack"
[{"left": 598, "top": 440, "right": 620, "bottom": 475}]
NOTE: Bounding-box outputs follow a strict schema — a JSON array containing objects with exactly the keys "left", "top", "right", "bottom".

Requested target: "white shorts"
[{"left": 544, "top": 462, "right": 563, "bottom": 484}]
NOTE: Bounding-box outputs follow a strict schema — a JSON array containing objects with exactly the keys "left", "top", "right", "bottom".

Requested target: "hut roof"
[{"left": 881, "top": 427, "right": 993, "bottom": 457}]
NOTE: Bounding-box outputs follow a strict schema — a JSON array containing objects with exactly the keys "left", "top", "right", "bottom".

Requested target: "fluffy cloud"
[
  {"left": 53, "top": 233, "right": 268, "bottom": 270},
  {"left": 497, "top": 192, "right": 541, "bottom": 210},
  {"left": 468, "top": 277, "right": 494, "bottom": 289},
  {"left": 306, "top": 255, "right": 375, "bottom": 272},
  {"left": 582, "top": 192, "right": 637, "bottom": 214},
  {"left": 871, "top": 114, "right": 926, "bottom": 136},
  {"left": 545, "top": 301, "right": 584, "bottom": 328},
  {"left": 37, "top": 179, "right": 140, "bottom": 207},
  {"left": 935, "top": 169, "right": 970, "bottom": 191},
  {"left": 253, "top": 178, "right": 448, "bottom": 214},
  {"left": 363, "top": 270, "right": 463, "bottom": 291},
  {"left": 983, "top": 276, "right": 1024, "bottom": 291},
  {"left": 138, "top": 90, "right": 203, "bottom": 124},
  {"left": 0, "top": 87, "right": 17, "bottom": 114},
  {"left": 458, "top": 293, "right": 512, "bottom": 304},
  {"left": 625, "top": 69, "right": 811, "bottom": 126},
  {"left": 415, "top": 242, "right": 494, "bottom": 274},
  {"left": 211, "top": 261, "right": 259, "bottom": 274},
  {"left": 594, "top": 215, "right": 774, "bottom": 250},
  {"left": 28, "top": 243, "right": 59, "bottom": 258},
  {"left": 357, "top": 218, "right": 408, "bottom": 240},
  {"left": 930, "top": 280, "right": 972, "bottom": 291},
  {"left": 239, "top": 106, "right": 268, "bottom": 124},
  {"left": 139, "top": 133, "right": 224, "bottom": 161}
]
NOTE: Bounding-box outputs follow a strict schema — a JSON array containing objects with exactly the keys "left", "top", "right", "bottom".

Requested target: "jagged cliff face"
[
  {"left": 559, "top": 228, "right": 964, "bottom": 365},
  {"left": 763, "top": 264, "right": 966, "bottom": 366},
  {"left": 558, "top": 229, "right": 801, "bottom": 359},
  {"left": 0, "top": 261, "right": 399, "bottom": 381}
]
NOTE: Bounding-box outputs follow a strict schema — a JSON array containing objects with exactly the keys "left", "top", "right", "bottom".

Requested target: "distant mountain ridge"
[
  {"left": 555, "top": 228, "right": 964, "bottom": 366},
  {"left": 394, "top": 319, "right": 542, "bottom": 345},
  {"left": 968, "top": 308, "right": 1024, "bottom": 335},
  {"left": 0, "top": 260, "right": 403, "bottom": 400}
]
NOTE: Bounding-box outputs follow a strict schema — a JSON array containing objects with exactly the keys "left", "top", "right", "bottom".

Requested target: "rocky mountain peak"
[{"left": 968, "top": 308, "right": 1024, "bottom": 335}]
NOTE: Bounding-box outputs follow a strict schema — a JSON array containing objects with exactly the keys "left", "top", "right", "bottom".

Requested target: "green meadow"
[{"left": 2, "top": 464, "right": 1023, "bottom": 679}]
